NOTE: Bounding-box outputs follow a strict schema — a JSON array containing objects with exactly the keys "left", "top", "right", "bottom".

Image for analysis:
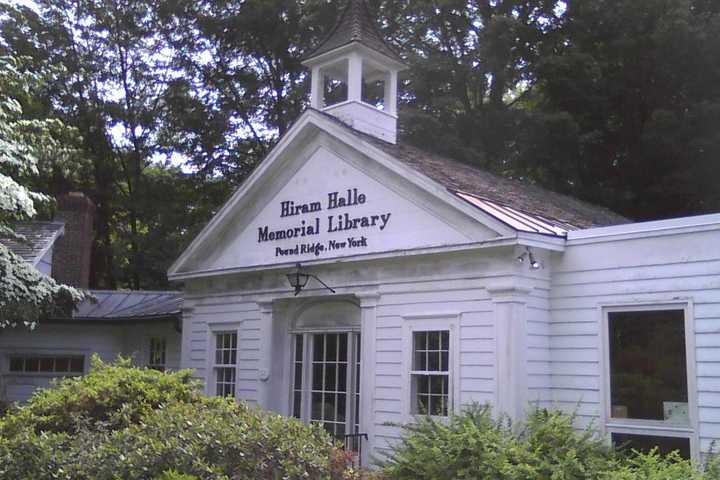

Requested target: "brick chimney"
[{"left": 52, "top": 192, "right": 96, "bottom": 288}]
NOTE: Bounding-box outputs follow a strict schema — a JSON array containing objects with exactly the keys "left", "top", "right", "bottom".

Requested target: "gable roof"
[
  {"left": 48, "top": 290, "right": 183, "bottom": 322},
  {"left": 170, "top": 109, "right": 628, "bottom": 278},
  {"left": 315, "top": 109, "right": 629, "bottom": 229},
  {"left": 304, "top": 0, "right": 402, "bottom": 63},
  {"left": 0, "top": 221, "right": 65, "bottom": 266}
]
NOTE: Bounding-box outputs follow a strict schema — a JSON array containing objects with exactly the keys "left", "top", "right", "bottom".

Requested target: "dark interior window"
[
  {"left": 612, "top": 433, "right": 691, "bottom": 460},
  {"left": 609, "top": 310, "right": 688, "bottom": 423}
]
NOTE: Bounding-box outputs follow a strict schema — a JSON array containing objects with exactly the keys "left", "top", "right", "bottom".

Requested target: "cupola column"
[
  {"left": 347, "top": 53, "right": 363, "bottom": 102},
  {"left": 310, "top": 65, "right": 324, "bottom": 109}
]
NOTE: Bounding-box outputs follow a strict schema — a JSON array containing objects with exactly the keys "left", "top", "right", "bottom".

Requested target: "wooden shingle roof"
[
  {"left": 315, "top": 108, "right": 628, "bottom": 229},
  {"left": 0, "top": 222, "right": 64, "bottom": 265},
  {"left": 304, "top": 0, "right": 402, "bottom": 62}
]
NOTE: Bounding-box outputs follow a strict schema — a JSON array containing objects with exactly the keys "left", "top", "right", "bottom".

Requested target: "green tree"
[
  {"left": 0, "top": 1, "right": 227, "bottom": 290},
  {"left": 517, "top": 0, "right": 720, "bottom": 219},
  {"left": 0, "top": 55, "right": 86, "bottom": 328}
]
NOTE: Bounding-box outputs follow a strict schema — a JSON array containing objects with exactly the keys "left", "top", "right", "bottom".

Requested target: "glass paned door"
[
  {"left": 311, "top": 333, "right": 349, "bottom": 438},
  {"left": 292, "top": 332, "right": 361, "bottom": 441}
]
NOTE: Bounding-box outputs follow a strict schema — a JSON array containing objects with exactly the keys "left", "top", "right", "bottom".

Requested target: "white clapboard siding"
[
  {"left": 366, "top": 280, "right": 496, "bottom": 461},
  {"left": 0, "top": 320, "right": 182, "bottom": 403},
  {"left": 182, "top": 298, "right": 261, "bottom": 404},
  {"left": 551, "top": 230, "right": 720, "bottom": 455}
]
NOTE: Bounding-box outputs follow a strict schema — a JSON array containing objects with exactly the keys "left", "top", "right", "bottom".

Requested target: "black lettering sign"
[{"left": 259, "top": 188, "right": 392, "bottom": 259}]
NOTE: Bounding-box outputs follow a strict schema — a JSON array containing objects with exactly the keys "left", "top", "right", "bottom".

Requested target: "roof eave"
[{"left": 302, "top": 41, "right": 407, "bottom": 70}]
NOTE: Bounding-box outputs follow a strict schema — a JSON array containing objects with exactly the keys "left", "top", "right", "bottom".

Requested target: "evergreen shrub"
[
  {"left": 379, "top": 405, "right": 720, "bottom": 480},
  {"left": 0, "top": 356, "right": 352, "bottom": 480}
]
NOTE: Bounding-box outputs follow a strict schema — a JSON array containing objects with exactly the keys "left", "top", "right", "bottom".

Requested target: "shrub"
[
  {"left": 379, "top": 404, "right": 717, "bottom": 480},
  {"left": 0, "top": 356, "right": 352, "bottom": 480}
]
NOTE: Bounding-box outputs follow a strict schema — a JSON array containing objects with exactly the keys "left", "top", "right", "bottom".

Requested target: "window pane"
[
  {"left": 337, "top": 393, "right": 346, "bottom": 422},
  {"left": 295, "top": 335, "right": 303, "bottom": 362},
  {"left": 313, "top": 334, "right": 324, "bottom": 361},
  {"left": 611, "top": 433, "right": 691, "bottom": 460},
  {"left": 70, "top": 357, "right": 84, "bottom": 373},
  {"left": 338, "top": 364, "right": 347, "bottom": 392},
  {"left": 428, "top": 351, "right": 439, "bottom": 371},
  {"left": 312, "top": 363, "right": 324, "bottom": 391},
  {"left": 39, "top": 358, "right": 54, "bottom": 372},
  {"left": 609, "top": 310, "right": 687, "bottom": 422},
  {"left": 414, "top": 351, "right": 426, "bottom": 371},
  {"left": 9, "top": 357, "right": 23, "bottom": 372},
  {"left": 339, "top": 334, "right": 348, "bottom": 362},
  {"left": 293, "top": 391, "right": 302, "bottom": 419},
  {"left": 325, "top": 364, "right": 337, "bottom": 391},
  {"left": 326, "top": 334, "right": 337, "bottom": 362},
  {"left": 26, "top": 358, "right": 40, "bottom": 372},
  {"left": 428, "top": 331, "right": 440, "bottom": 350},
  {"left": 414, "top": 332, "right": 427, "bottom": 352},
  {"left": 294, "top": 364, "right": 303, "bottom": 389}
]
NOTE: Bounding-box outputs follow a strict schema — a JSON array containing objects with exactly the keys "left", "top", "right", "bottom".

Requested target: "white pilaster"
[
  {"left": 257, "top": 301, "right": 274, "bottom": 410},
  {"left": 488, "top": 284, "right": 531, "bottom": 421},
  {"left": 357, "top": 292, "right": 380, "bottom": 466}
]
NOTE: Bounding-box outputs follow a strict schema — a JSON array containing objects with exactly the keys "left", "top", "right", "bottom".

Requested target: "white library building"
[{"left": 169, "top": 0, "right": 720, "bottom": 463}]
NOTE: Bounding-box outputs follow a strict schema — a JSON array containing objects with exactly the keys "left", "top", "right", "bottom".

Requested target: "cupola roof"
[{"left": 304, "top": 0, "right": 402, "bottom": 63}]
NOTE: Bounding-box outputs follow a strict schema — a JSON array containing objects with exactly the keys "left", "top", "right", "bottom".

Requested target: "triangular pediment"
[{"left": 169, "top": 111, "right": 514, "bottom": 278}]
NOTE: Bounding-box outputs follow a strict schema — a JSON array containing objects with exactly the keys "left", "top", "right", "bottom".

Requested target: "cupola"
[{"left": 302, "top": 0, "right": 406, "bottom": 144}]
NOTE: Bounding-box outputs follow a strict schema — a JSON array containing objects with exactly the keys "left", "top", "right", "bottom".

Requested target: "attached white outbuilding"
[{"left": 169, "top": 0, "right": 720, "bottom": 465}]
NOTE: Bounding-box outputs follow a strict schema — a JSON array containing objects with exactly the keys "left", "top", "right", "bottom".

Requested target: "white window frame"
[
  {"left": 289, "top": 328, "right": 361, "bottom": 439},
  {"left": 1, "top": 348, "right": 89, "bottom": 378},
  {"left": 402, "top": 314, "right": 460, "bottom": 420},
  {"left": 206, "top": 325, "right": 240, "bottom": 398},
  {"left": 600, "top": 301, "right": 698, "bottom": 459}
]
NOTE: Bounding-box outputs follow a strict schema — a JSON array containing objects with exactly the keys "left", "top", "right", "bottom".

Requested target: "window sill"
[{"left": 606, "top": 421, "right": 693, "bottom": 434}]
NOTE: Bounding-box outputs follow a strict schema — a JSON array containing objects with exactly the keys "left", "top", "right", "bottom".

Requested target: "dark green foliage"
[
  {"left": 521, "top": 0, "right": 720, "bottom": 219},
  {"left": 0, "top": 357, "right": 349, "bottom": 480},
  {"left": 379, "top": 405, "right": 719, "bottom": 479}
]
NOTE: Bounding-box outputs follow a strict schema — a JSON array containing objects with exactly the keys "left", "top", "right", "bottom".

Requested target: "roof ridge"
[{"left": 309, "top": 108, "right": 628, "bottom": 228}]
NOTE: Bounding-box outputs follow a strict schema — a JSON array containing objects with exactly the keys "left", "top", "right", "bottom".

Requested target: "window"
[
  {"left": 213, "top": 332, "right": 237, "bottom": 397},
  {"left": 291, "top": 332, "right": 361, "bottom": 440},
  {"left": 9, "top": 355, "right": 84, "bottom": 374},
  {"left": 611, "top": 433, "right": 691, "bottom": 459},
  {"left": 604, "top": 307, "right": 695, "bottom": 459},
  {"left": 411, "top": 330, "right": 450, "bottom": 416},
  {"left": 148, "top": 337, "right": 166, "bottom": 371}
]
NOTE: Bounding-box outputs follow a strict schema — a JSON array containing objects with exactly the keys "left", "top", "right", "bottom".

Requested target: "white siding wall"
[
  {"left": 0, "top": 320, "right": 181, "bottom": 404},
  {"left": 183, "top": 298, "right": 261, "bottom": 404},
  {"left": 370, "top": 280, "right": 496, "bottom": 455},
  {"left": 527, "top": 277, "right": 553, "bottom": 411},
  {"left": 180, "top": 250, "right": 552, "bottom": 461},
  {"left": 0, "top": 324, "right": 123, "bottom": 403},
  {"left": 550, "top": 228, "right": 720, "bottom": 455}
]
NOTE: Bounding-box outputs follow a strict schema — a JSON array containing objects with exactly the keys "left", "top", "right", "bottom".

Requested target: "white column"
[
  {"left": 357, "top": 292, "right": 379, "bottom": 466},
  {"left": 310, "top": 66, "right": 324, "bottom": 109},
  {"left": 348, "top": 53, "right": 363, "bottom": 102},
  {"left": 488, "top": 285, "right": 531, "bottom": 422},
  {"left": 256, "top": 301, "right": 274, "bottom": 410},
  {"left": 385, "top": 70, "right": 398, "bottom": 116}
]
